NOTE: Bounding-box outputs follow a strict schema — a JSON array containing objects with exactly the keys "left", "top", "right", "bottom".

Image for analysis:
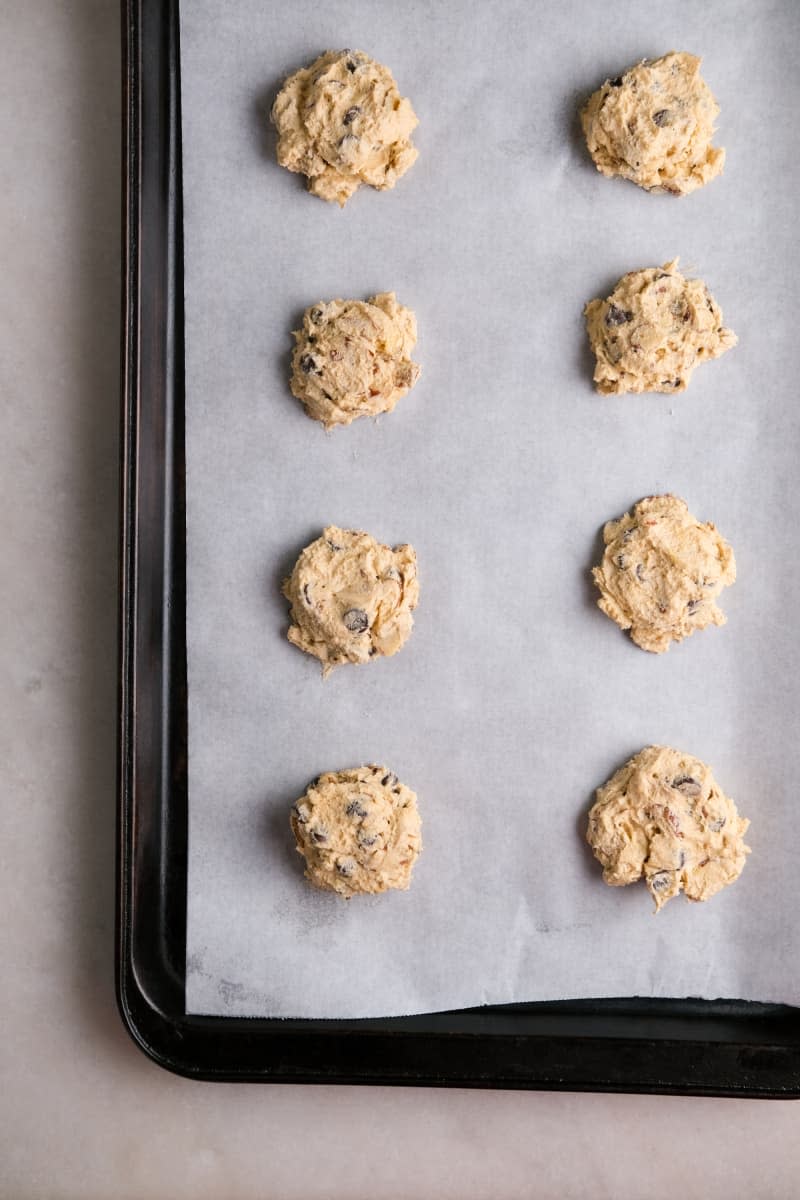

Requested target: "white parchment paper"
[{"left": 181, "top": 0, "right": 800, "bottom": 1017}]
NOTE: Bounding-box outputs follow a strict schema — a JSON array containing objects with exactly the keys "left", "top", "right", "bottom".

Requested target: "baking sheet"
[{"left": 181, "top": 0, "right": 800, "bottom": 1018}]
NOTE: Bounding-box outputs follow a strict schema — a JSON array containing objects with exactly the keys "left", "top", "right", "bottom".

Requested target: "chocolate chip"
[
  {"left": 326, "top": 538, "right": 343, "bottom": 551},
  {"left": 623, "top": 527, "right": 636, "bottom": 542},
  {"left": 343, "top": 105, "right": 361, "bottom": 125},
  {"left": 672, "top": 379, "right": 682, "bottom": 388},
  {"left": 652, "top": 109, "right": 671, "bottom": 127},
  {"left": 395, "top": 362, "right": 417, "bottom": 388},
  {"left": 635, "top": 563, "right": 645, "bottom": 582},
  {"left": 345, "top": 59, "right": 357, "bottom": 72},
  {"left": 686, "top": 599, "right": 702, "bottom": 614},
  {"left": 616, "top": 554, "right": 627, "bottom": 569},
  {"left": 381, "top": 772, "right": 398, "bottom": 788},
  {"left": 649, "top": 870, "right": 672, "bottom": 893},
  {"left": 673, "top": 776, "right": 702, "bottom": 798},
  {"left": 309, "top": 307, "right": 323, "bottom": 324},
  {"left": 358, "top": 832, "right": 378, "bottom": 847},
  {"left": 299, "top": 353, "right": 317, "bottom": 374},
  {"left": 609, "top": 76, "right": 623, "bottom": 87},
  {"left": 309, "top": 827, "right": 328, "bottom": 845},
  {"left": 605, "top": 304, "right": 633, "bottom": 326},
  {"left": 346, "top": 799, "right": 367, "bottom": 818},
  {"left": 337, "top": 858, "right": 356, "bottom": 877},
  {"left": 303, "top": 583, "right": 312, "bottom": 606},
  {"left": 343, "top": 608, "right": 368, "bottom": 634},
  {"left": 707, "top": 816, "right": 726, "bottom": 833},
  {"left": 291, "top": 802, "right": 310, "bottom": 824}
]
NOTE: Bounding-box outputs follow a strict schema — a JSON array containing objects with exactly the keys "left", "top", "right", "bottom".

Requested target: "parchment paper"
[{"left": 181, "top": 0, "right": 800, "bottom": 1018}]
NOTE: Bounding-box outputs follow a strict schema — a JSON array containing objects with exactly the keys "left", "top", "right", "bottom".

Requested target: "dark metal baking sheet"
[{"left": 116, "top": 0, "right": 800, "bottom": 1092}]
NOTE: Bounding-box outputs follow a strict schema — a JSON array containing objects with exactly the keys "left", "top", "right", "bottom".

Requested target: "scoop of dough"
[
  {"left": 290, "top": 293, "right": 421, "bottom": 428},
  {"left": 283, "top": 526, "right": 418, "bottom": 674},
  {"left": 587, "top": 746, "right": 750, "bottom": 911},
  {"left": 581, "top": 51, "right": 725, "bottom": 195},
  {"left": 584, "top": 259, "right": 736, "bottom": 396},
  {"left": 270, "top": 49, "right": 418, "bottom": 206},
  {"left": 592, "top": 495, "right": 736, "bottom": 654},
  {"left": 290, "top": 765, "right": 422, "bottom": 896}
]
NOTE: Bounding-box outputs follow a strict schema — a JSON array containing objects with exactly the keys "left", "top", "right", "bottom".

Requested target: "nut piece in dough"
[
  {"left": 270, "top": 49, "right": 418, "bottom": 206},
  {"left": 290, "top": 765, "right": 422, "bottom": 896},
  {"left": 283, "top": 526, "right": 418, "bottom": 675},
  {"left": 584, "top": 259, "right": 736, "bottom": 396},
  {"left": 587, "top": 746, "right": 750, "bottom": 911},
  {"left": 592, "top": 495, "right": 736, "bottom": 654},
  {"left": 581, "top": 51, "right": 725, "bottom": 196},
  {"left": 290, "top": 293, "right": 421, "bottom": 429}
]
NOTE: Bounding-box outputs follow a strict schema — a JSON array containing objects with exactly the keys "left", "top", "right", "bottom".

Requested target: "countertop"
[{"left": 1, "top": 4, "right": 799, "bottom": 1197}]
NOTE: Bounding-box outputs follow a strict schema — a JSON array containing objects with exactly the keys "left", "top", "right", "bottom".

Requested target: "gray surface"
[
  {"left": 182, "top": 0, "right": 800, "bottom": 1018},
  {"left": 5, "top": 3, "right": 800, "bottom": 1196}
]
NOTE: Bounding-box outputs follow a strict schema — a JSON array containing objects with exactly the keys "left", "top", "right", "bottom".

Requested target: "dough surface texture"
[
  {"left": 290, "top": 292, "right": 420, "bottom": 428},
  {"left": 584, "top": 259, "right": 736, "bottom": 396},
  {"left": 587, "top": 746, "right": 750, "bottom": 911},
  {"left": 581, "top": 51, "right": 724, "bottom": 195},
  {"left": 271, "top": 49, "right": 418, "bottom": 206},
  {"left": 291, "top": 766, "right": 422, "bottom": 896},
  {"left": 592, "top": 495, "right": 736, "bottom": 654},
  {"left": 283, "top": 526, "right": 418, "bottom": 674}
]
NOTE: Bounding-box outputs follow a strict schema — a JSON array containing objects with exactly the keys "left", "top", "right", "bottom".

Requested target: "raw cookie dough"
[
  {"left": 283, "top": 525, "right": 418, "bottom": 674},
  {"left": 587, "top": 745, "right": 750, "bottom": 911},
  {"left": 290, "top": 292, "right": 421, "bottom": 429},
  {"left": 270, "top": 49, "right": 418, "bottom": 206},
  {"left": 584, "top": 259, "right": 736, "bottom": 395},
  {"left": 592, "top": 494, "right": 736, "bottom": 654},
  {"left": 581, "top": 51, "right": 725, "bottom": 195},
  {"left": 290, "top": 765, "right": 422, "bottom": 896}
]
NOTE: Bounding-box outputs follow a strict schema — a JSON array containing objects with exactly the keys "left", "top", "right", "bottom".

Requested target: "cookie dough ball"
[
  {"left": 592, "top": 495, "right": 736, "bottom": 654},
  {"left": 290, "top": 766, "right": 422, "bottom": 896},
  {"left": 290, "top": 293, "right": 421, "bottom": 429},
  {"left": 581, "top": 52, "right": 725, "bottom": 196},
  {"left": 283, "top": 526, "right": 418, "bottom": 674},
  {"left": 587, "top": 746, "right": 750, "bottom": 911},
  {"left": 584, "top": 259, "right": 736, "bottom": 396},
  {"left": 270, "top": 49, "right": 418, "bottom": 206}
]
